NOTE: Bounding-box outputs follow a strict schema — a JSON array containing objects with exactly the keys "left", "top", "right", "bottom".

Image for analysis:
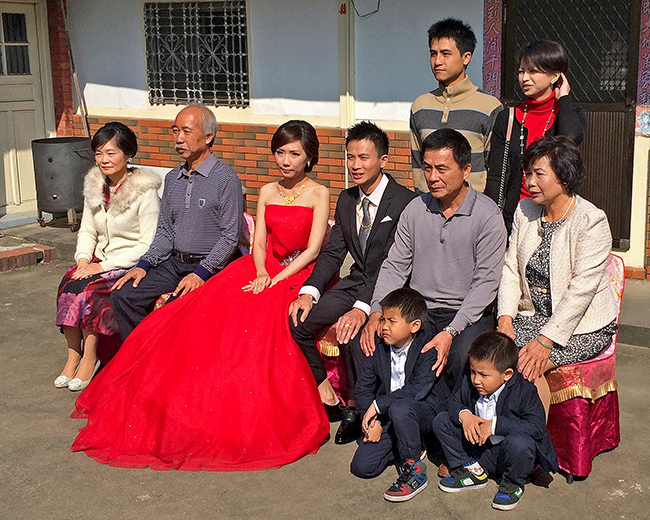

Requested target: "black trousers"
[
  {"left": 111, "top": 257, "right": 201, "bottom": 340},
  {"left": 433, "top": 411, "right": 536, "bottom": 487},
  {"left": 289, "top": 288, "right": 367, "bottom": 402},
  {"left": 350, "top": 400, "right": 439, "bottom": 478},
  {"left": 425, "top": 308, "right": 495, "bottom": 390}
]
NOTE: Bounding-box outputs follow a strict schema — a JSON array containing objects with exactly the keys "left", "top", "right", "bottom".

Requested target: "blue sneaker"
[
  {"left": 438, "top": 465, "right": 488, "bottom": 493},
  {"left": 492, "top": 484, "right": 524, "bottom": 510},
  {"left": 384, "top": 461, "right": 428, "bottom": 502}
]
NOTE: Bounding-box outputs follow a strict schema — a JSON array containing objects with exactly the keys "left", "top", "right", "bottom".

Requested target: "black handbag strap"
[{"left": 497, "top": 107, "right": 515, "bottom": 210}]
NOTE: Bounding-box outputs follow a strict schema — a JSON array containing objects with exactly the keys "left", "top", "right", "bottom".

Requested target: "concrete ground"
[{"left": 1, "top": 223, "right": 649, "bottom": 519}]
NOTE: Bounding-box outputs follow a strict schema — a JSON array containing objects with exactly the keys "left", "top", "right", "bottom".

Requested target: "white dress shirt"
[
  {"left": 300, "top": 174, "right": 389, "bottom": 316},
  {"left": 474, "top": 382, "right": 507, "bottom": 443},
  {"left": 373, "top": 339, "right": 412, "bottom": 414}
]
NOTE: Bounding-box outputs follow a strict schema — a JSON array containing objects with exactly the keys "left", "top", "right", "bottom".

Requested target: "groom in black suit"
[{"left": 289, "top": 122, "right": 416, "bottom": 445}]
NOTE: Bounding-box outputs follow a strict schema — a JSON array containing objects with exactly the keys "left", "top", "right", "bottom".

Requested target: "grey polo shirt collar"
[
  {"left": 177, "top": 153, "right": 218, "bottom": 179},
  {"left": 424, "top": 182, "right": 477, "bottom": 218}
]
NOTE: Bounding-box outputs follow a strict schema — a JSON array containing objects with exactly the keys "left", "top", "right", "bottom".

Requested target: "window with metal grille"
[
  {"left": 144, "top": 1, "right": 249, "bottom": 107},
  {"left": 0, "top": 12, "right": 30, "bottom": 75},
  {"left": 600, "top": 35, "right": 627, "bottom": 92}
]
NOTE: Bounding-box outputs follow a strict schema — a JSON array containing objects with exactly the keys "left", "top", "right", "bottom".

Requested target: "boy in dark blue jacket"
[
  {"left": 433, "top": 332, "right": 558, "bottom": 510},
  {"left": 350, "top": 288, "right": 450, "bottom": 502}
]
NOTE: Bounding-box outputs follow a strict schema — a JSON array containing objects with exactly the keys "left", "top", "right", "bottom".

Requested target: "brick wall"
[
  {"left": 47, "top": 0, "right": 75, "bottom": 136},
  {"left": 73, "top": 116, "right": 414, "bottom": 215}
]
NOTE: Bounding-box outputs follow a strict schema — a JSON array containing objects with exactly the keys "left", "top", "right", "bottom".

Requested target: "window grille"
[
  {"left": 0, "top": 12, "right": 30, "bottom": 75},
  {"left": 600, "top": 35, "right": 627, "bottom": 92},
  {"left": 144, "top": 1, "right": 249, "bottom": 107}
]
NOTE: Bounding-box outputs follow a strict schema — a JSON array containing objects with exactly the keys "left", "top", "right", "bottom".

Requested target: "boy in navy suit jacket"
[
  {"left": 433, "top": 332, "right": 558, "bottom": 510},
  {"left": 350, "top": 288, "right": 450, "bottom": 502}
]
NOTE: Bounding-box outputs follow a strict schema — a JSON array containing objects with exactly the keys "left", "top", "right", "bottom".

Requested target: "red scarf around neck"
[{"left": 516, "top": 92, "right": 558, "bottom": 199}]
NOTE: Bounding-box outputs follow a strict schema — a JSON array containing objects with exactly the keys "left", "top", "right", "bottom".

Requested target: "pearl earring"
[{"left": 127, "top": 158, "right": 132, "bottom": 163}]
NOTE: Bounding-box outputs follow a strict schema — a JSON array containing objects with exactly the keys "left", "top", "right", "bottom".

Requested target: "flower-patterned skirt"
[{"left": 56, "top": 259, "right": 127, "bottom": 335}]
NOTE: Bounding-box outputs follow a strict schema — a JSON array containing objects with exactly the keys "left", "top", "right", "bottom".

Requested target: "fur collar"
[{"left": 84, "top": 166, "right": 161, "bottom": 212}]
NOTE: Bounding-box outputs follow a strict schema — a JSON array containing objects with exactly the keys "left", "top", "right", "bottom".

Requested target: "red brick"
[
  {"left": 220, "top": 123, "right": 245, "bottom": 132},
  {"left": 234, "top": 159, "right": 257, "bottom": 167}
]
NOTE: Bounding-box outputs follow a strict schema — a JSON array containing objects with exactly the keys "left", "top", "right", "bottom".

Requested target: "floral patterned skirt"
[{"left": 56, "top": 260, "right": 127, "bottom": 335}]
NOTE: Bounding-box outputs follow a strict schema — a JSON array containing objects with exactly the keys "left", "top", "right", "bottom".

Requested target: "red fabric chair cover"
[{"left": 545, "top": 254, "right": 625, "bottom": 477}]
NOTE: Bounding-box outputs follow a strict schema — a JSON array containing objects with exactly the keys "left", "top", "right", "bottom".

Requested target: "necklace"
[
  {"left": 278, "top": 180, "right": 308, "bottom": 206},
  {"left": 108, "top": 173, "right": 129, "bottom": 194},
  {"left": 520, "top": 102, "right": 555, "bottom": 156},
  {"left": 543, "top": 195, "right": 576, "bottom": 223}
]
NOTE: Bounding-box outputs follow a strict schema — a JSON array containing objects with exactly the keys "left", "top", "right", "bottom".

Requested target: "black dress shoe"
[
  {"left": 324, "top": 401, "right": 346, "bottom": 422},
  {"left": 334, "top": 407, "right": 362, "bottom": 444}
]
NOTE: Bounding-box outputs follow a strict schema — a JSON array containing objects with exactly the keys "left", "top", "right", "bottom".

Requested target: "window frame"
[{"left": 143, "top": 0, "right": 250, "bottom": 108}]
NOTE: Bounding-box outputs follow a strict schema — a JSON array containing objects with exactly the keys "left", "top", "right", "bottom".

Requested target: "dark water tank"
[{"left": 31, "top": 137, "right": 93, "bottom": 215}]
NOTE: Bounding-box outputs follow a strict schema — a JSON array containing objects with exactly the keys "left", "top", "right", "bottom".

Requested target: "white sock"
[{"left": 464, "top": 460, "right": 485, "bottom": 475}]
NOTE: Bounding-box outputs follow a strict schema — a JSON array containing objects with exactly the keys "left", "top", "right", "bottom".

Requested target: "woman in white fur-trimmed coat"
[{"left": 55, "top": 122, "right": 161, "bottom": 391}]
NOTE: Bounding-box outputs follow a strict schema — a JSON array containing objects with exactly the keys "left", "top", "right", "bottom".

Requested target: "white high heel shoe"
[
  {"left": 54, "top": 374, "right": 74, "bottom": 388},
  {"left": 68, "top": 360, "right": 100, "bottom": 392},
  {"left": 54, "top": 362, "right": 80, "bottom": 388}
]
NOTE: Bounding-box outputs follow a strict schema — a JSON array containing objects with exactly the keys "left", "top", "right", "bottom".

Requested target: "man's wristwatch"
[{"left": 443, "top": 325, "right": 459, "bottom": 339}]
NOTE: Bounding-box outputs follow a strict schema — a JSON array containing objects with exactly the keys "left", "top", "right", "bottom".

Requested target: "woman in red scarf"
[{"left": 486, "top": 40, "right": 586, "bottom": 232}]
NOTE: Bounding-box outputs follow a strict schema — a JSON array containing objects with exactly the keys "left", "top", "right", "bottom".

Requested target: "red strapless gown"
[{"left": 71, "top": 205, "right": 329, "bottom": 471}]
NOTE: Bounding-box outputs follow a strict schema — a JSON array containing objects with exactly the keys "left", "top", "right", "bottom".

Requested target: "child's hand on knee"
[
  {"left": 361, "top": 405, "right": 378, "bottom": 434},
  {"left": 363, "top": 421, "right": 383, "bottom": 443},
  {"left": 459, "top": 411, "right": 484, "bottom": 445},
  {"left": 478, "top": 419, "right": 492, "bottom": 446}
]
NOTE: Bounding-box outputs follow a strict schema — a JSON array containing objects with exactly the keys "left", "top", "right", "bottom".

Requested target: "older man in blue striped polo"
[{"left": 111, "top": 105, "right": 244, "bottom": 339}]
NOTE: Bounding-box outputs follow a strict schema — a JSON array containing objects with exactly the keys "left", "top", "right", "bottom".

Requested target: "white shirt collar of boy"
[
  {"left": 390, "top": 339, "right": 412, "bottom": 392},
  {"left": 475, "top": 381, "right": 507, "bottom": 444},
  {"left": 356, "top": 173, "right": 388, "bottom": 233}
]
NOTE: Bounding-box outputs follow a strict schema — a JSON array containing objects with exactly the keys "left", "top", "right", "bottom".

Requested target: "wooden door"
[
  {"left": 0, "top": 2, "right": 46, "bottom": 217},
  {"left": 501, "top": 0, "right": 640, "bottom": 249}
]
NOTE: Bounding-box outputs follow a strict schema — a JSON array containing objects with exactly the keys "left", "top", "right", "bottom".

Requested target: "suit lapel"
[
  {"left": 404, "top": 339, "right": 419, "bottom": 381},
  {"left": 344, "top": 188, "right": 363, "bottom": 259},
  {"left": 378, "top": 344, "right": 392, "bottom": 393},
  {"left": 496, "top": 375, "right": 517, "bottom": 415}
]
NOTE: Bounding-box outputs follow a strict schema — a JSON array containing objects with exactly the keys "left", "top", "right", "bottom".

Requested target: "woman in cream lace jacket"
[
  {"left": 54, "top": 122, "right": 161, "bottom": 391},
  {"left": 497, "top": 136, "right": 618, "bottom": 414}
]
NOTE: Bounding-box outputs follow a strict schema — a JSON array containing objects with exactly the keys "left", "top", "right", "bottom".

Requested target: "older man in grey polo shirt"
[
  {"left": 111, "top": 105, "right": 243, "bottom": 339},
  {"left": 362, "top": 128, "right": 506, "bottom": 388}
]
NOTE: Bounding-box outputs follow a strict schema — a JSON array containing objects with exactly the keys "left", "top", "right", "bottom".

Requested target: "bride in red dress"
[{"left": 71, "top": 120, "right": 331, "bottom": 471}]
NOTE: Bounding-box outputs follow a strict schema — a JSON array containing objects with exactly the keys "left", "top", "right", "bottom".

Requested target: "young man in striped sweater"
[{"left": 410, "top": 18, "right": 502, "bottom": 193}]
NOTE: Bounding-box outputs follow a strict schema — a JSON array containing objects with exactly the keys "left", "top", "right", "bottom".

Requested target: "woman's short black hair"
[
  {"left": 421, "top": 128, "right": 472, "bottom": 170},
  {"left": 468, "top": 332, "right": 518, "bottom": 373},
  {"left": 518, "top": 40, "right": 569, "bottom": 75},
  {"left": 427, "top": 18, "right": 476, "bottom": 55},
  {"left": 91, "top": 121, "right": 138, "bottom": 157},
  {"left": 271, "top": 120, "right": 320, "bottom": 173},
  {"left": 345, "top": 121, "right": 389, "bottom": 158},
  {"left": 379, "top": 287, "right": 427, "bottom": 324},
  {"left": 523, "top": 135, "right": 584, "bottom": 194}
]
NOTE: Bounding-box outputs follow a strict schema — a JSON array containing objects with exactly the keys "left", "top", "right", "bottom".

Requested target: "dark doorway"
[{"left": 501, "top": 0, "right": 641, "bottom": 249}]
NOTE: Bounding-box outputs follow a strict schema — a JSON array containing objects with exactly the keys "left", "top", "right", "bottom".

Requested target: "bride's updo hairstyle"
[
  {"left": 271, "top": 120, "right": 320, "bottom": 173},
  {"left": 518, "top": 40, "right": 569, "bottom": 75}
]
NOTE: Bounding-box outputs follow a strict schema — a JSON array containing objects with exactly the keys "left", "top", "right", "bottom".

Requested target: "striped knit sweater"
[{"left": 410, "top": 76, "right": 502, "bottom": 192}]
